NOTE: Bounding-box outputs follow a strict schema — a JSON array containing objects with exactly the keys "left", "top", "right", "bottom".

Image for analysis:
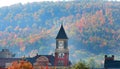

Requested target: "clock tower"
[{"left": 54, "top": 25, "right": 69, "bottom": 66}]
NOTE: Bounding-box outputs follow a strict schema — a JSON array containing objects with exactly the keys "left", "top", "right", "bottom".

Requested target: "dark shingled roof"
[
  {"left": 104, "top": 60, "right": 120, "bottom": 68},
  {"left": 56, "top": 25, "right": 68, "bottom": 39}
]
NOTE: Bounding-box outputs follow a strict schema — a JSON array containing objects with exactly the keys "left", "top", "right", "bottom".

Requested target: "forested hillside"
[{"left": 0, "top": 1, "right": 120, "bottom": 67}]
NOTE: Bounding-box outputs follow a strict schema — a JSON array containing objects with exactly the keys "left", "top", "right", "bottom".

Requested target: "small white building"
[{"left": 0, "top": 49, "right": 15, "bottom": 58}]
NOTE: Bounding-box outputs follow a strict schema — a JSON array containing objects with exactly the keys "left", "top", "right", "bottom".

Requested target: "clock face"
[{"left": 58, "top": 41, "right": 64, "bottom": 49}]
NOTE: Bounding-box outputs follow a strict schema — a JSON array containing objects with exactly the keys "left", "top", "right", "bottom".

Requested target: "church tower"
[{"left": 54, "top": 25, "right": 69, "bottom": 66}]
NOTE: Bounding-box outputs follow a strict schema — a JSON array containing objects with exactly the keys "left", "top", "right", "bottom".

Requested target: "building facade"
[{"left": 104, "top": 55, "right": 120, "bottom": 69}]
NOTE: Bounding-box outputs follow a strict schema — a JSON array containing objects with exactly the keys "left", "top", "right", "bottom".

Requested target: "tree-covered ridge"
[{"left": 0, "top": 1, "right": 120, "bottom": 67}]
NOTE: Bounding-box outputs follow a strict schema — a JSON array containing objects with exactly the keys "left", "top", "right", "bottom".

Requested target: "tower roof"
[{"left": 56, "top": 25, "right": 68, "bottom": 39}]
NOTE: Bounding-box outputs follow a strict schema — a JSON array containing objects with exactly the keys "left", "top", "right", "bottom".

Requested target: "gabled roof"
[{"left": 56, "top": 25, "right": 68, "bottom": 39}]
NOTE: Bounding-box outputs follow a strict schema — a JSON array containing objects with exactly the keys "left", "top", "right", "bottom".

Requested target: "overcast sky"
[
  {"left": 0, "top": 0, "right": 70, "bottom": 8},
  {"left": 0, "top": 0, "right": 119, "bottom": 8}
]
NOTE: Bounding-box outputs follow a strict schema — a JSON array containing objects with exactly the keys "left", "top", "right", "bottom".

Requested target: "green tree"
[
  {"left": 72, "top": 62, "right": 89, "bottom": 69},
  {"left": 88, "top": 58, "right": 96, "bottom": 69}
]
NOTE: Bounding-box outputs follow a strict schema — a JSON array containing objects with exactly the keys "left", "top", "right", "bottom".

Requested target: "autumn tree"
[{"left": 8, "top": 60, "right": 33, "bottom": 69}]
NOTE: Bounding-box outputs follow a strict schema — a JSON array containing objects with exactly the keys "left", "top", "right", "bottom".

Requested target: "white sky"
[
  {"left": 0, "top": 0, "right": 120, "bottom": 8},
  {"left": 0, "top": 0, "right": 69, "bottom": 8}
]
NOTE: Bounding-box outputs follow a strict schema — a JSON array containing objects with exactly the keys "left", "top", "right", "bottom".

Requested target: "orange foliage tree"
[{"left": 8, "top": 60, "right": 33, "bottom": 69}]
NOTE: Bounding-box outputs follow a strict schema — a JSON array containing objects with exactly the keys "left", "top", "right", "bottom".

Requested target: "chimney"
[
  {"left": 105, "top": 55, "right": 108, "bottom": 61},
  {"left": 105, "top": 55, "right": 107, "bottom": 58},
  {"left": 112, "top": 55, "right": 114, "bottom": 60}
]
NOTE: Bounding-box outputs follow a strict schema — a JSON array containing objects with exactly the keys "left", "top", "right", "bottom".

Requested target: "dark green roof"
[{"left": 56, "top": 25, "right": 68, "bottom": 39}]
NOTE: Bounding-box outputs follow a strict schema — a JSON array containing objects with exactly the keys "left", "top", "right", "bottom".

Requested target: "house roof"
[{"left": 56, "top": 25, "right": 68, "bottom": 39}]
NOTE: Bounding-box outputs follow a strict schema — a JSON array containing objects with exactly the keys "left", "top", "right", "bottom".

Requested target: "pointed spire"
[{"left": 56, "top": 24, "right": 68, "bottom": 39}]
